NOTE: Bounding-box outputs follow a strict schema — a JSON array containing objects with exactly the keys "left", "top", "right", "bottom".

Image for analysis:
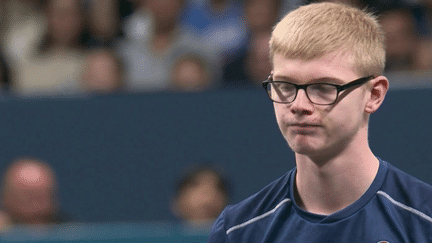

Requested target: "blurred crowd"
[
  {"left": 0, "top": 0, "right": 431, "bottom": 97},
  {"left": 0, "top": 0, "right": 431, "bottom": 232},
  {"left": 0, "top": 157, "right": 230, "bottom": 232}
]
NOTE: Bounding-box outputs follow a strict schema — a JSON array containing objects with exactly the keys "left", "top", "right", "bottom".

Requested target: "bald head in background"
[{"left": 1, "top": 158, "right": 60, "bottom": 225}]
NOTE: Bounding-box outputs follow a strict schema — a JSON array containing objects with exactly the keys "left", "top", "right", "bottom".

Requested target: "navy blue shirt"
[{"left": 207, "top": 159, "right": 432, "bottom": 242}]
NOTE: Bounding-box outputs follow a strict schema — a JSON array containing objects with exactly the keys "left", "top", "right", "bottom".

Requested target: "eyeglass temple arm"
[{"left": 338, "top": 76, "right": 374, "bottom": 91}]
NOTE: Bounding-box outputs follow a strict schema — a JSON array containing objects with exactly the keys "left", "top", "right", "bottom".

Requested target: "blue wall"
[{"left": 0, "top": 87, "right": 430, "bottom": 222}]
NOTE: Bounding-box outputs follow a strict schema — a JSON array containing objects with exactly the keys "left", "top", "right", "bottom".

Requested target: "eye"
[
  {"left": 308, "top": 84, "right": 335, "bottom": 93},
  {"left": 273, "top": 82, "right": 296, "bottom": 93}
]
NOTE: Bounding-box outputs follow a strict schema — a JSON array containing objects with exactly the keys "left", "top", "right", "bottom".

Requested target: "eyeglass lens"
[{"left": 268, "top": 82, "right": 338, "bottom": 105}]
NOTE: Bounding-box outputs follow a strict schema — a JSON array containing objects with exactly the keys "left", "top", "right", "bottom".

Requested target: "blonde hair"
[{"left": 270, "top": 2, "right": 385, "bottom": 76}]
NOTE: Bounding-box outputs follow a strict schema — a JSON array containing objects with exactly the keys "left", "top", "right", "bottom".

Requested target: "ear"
[{"left": 364, "top": 76, "right": 389, "bottom": 114}]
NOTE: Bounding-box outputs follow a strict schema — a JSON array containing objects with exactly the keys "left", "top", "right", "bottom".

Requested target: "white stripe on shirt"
[
  {"left": 377, "top": 190, "right": 432, "bottom": 224},
  {"left": 226, "top": 198, "right": 291, "bottom": 235}
]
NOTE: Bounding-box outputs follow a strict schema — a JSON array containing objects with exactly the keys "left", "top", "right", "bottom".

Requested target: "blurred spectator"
[
  {"left": 414, "top": 41, "right": 432, "bottom": 70},
  {"left": 181, "top": 0, "right": 248, "bottom": 65},
  {"left": 244, "top": 0, "right": 282, "bottom": 34},
  {"left": 223, "top": 33, "right": 272, "bottom": 88},
  {"left": 82, "top": 47, "right": 124, "bottom": 94},
  {"left": 0, "top": 0, "right": 44, "bottom": 30},
  {"left": 1, "top": 0, "right": 46, "bottom": 84},
  {"left": 12, "top": 0, "right": 89, "bottom": 96},
  {"left": 379, "top": 8, "right": 421, "bottom": 72},
  {"left": 222, "top": 0, "right": 280, "bottom": 88},
  {"left": 171, "top": 164, "right": 230, "bottom": 228},
  {"left": 121, "top": 0, "right": 154, "bottom": 43},
  {"left": 170, "top": 53, "right": 213, "bottom": 92},
  {"left": 0, "top": 157, "right": 71, "bottom": 225},
  {"left": 411, "top": 0, "right": 432, "bottom": 70},
  {"left": 116, "top": 0, "right": 216, "bottom": 92},
  {"left": 85, "top": 0, "right": 120, "bottom": 48}
]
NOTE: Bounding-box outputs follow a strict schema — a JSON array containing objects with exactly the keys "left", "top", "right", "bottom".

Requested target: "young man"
[{"left": 207, "top": 2, "right": 432, "bottom": 242}]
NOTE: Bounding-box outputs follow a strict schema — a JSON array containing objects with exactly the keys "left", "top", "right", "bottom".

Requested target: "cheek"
[
  {"left": 324, "top": 106, "right": 364, "bottom": 138},
  {"left": 274, "top": 107, "right": 288, "bottom": 132},
  {"left": 274, "top": 104, "right": 285, "bottom": 121}
]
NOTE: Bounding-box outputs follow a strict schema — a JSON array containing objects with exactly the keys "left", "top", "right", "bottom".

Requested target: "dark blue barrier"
[
  {"left": 0, "top": 87, "right": 430, "bottom": 222},
  {"left": 0, "top": 222, "right": 208, "bottom": 242}
]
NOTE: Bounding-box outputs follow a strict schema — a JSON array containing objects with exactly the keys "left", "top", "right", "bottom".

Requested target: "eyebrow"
[{"left": 272, "top": 75, "right": 346, "bottom": 85}]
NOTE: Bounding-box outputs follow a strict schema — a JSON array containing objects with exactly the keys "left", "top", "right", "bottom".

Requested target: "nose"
[{"left": 290, "top": 89, "right": 314, "bottom": 115}]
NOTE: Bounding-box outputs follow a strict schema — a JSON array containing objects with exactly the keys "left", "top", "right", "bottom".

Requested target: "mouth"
[
  {"left": 288, "top": 123, "right": 320, "bottom": 135},
  {"left": 291, "top": 123, "right": 320, "bottom": 127}
]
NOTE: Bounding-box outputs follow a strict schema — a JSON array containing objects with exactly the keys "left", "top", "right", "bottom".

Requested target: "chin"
[
  {"left": 288, "top": 142, "right": 315, "bottom": 154},
  {"left": 287, "top": 137, "right": 327, "bottom": 156},
  {"left": 292, "top": 147, "right": 319, "bottom": 156}
]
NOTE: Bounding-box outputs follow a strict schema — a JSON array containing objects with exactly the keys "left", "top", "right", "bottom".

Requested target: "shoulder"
[
  {"left": 378, "top": 161, "right": 432, "bottom": 223},
  {"left": 382, "top": 162, "right": 432, "bottom": 199},
  {"left": 208, "top": 169, "right": 294, "bottom": 241}
]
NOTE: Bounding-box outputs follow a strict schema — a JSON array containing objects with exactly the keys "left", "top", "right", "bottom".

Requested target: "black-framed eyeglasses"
[{"left": 262, "top": 75, "right": 374, "bottom": 105}]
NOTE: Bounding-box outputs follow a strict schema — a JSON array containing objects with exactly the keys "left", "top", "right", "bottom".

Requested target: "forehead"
[{"left": 272, "top": 52, "right": 359, "bottom": 83}]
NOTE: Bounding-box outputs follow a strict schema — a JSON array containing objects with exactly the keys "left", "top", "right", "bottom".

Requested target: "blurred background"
[{"left": 0, "top": 0, "right": 430, "bottom": 242}]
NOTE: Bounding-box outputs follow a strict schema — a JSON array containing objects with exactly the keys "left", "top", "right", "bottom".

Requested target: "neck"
[{"left": 294, "top": 131, "right": 379, "bottom": 215}]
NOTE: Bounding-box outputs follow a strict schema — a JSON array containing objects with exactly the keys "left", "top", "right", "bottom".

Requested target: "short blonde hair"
[{"left": 270, "top": 2, "right": 385, "bottom": 76}]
